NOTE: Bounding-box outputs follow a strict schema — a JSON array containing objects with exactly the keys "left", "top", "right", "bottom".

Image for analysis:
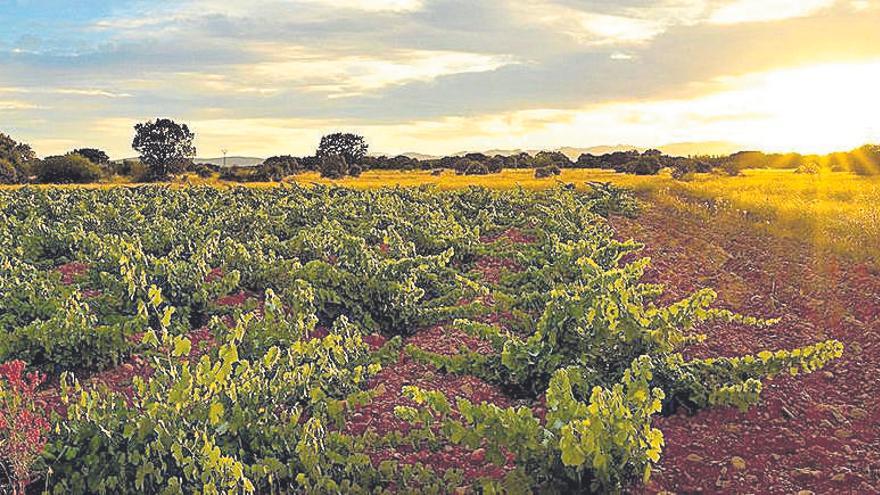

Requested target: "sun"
[{"left": 734, "top": 60, "right": 880, "bottom": 154}]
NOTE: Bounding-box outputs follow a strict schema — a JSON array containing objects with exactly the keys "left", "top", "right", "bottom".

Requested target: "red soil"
[
  {"left": 613, "top": 205, "right": 880, "bottom": 494},
  {"left": 345, "top": 330, "right": 515, "bottom": 485},
  {"left": 473, "top": 256, "right": 521, "bottom": 285},
  {"left": 342, "top": 230, "right": 538, "bottom": 486},
  {"left": 56, "top": 262, "right": 89, "bottom": 285},
  {"left": 480, "top": 228, "right": 537, "bottom": 245},
  {"left": 406, "top": 324, "right": 496, "bottom": 356}
]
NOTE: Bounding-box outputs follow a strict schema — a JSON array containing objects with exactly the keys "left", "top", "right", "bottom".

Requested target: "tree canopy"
[
  {"left": 72, "top": 148, "right": 110, "bottom": 165},
  {"left": 316, "top": 133, "right": 368, "bottom": 165},
  {"left": 132, "top": 119, "right": 196, "bottom": 180}
]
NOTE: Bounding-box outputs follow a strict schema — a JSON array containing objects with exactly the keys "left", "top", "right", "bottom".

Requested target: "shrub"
[
  {"left": 190, "top": 162, "right": 216, "bottom": 178},
  {"left": 0, "top": 158, "right": 19, "bottom": 184},
  {"left": 0, "top": 133, "right": 36, "bottom": 184},
  {"left": 0, "top": 360, "right": 51, "bottom": 494},
  {"left": 219, "top": 166, "right": 253, "bottom": 182},
  {"left": 795, "top": 161, "right": 822, "bottom": 175},
  {"left": 721, "top": 159, "right": 742, "bottom": 176},
  {"left": 72, "top": 148, "right": 110, "bottom": 166},
  {"left": 455, "top": 159, "right": 492, "bottom": 175},
  {"left": 319, "top": 155, "right": 349, "bottom": 179},
  {"left": 35, "top": 153, "right": 103, "bottom": 184},
  {"left": 620, "top": 156, "right": 662, "bottom": 175},
  {"left": 535, "top": 165, "right": 561, "bottom": 178}
]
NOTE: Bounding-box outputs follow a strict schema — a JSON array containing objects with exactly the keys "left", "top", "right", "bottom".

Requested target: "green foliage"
[
  {"left": 399, "top": 358, "right": 665, "bottom": 492},
  {"left": 0, "top": 184, "right": 843, "bottom": 493},
  {"left": 132, "top": 119, "right": 196, "bottom": 180},
  {"left": 0, "top": 132, "right": 37, "bottom": 183},
  {"left": 46, "top": 289, "right": 382, "bottom": 494},
  {"left": 35, "top": 153, "right": 103, "bottom": 184},
  {"left": 71, "top": 148, "right": 110, "bottom": 166},
  {"left": 316, "top": 133, "right": 368, "bottom": 166}
]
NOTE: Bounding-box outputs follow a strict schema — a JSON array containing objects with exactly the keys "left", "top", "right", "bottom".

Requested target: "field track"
[{"left": 613, "top": 204, "right": 880, "bottom": 494}]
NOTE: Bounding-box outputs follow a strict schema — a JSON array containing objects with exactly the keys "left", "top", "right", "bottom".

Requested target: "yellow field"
[
  {"left": 4, "top": 167, "right": 877, "bottom": 260},
  {"left": 287, "top": 168, "right": 654, "bottom": 190},
  {"left": 638, "top": 170, "right": 880, "bottom": 261}
]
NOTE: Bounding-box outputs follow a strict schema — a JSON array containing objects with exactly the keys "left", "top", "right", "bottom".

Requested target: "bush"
[
  {"left": 795, "top": 161, "right": 822, "bottom": 175},
  {"left": 671, "top": 167, "right": 694, "bottom": 181},
  {"left": 721, "top": 159, "right": 742, "bottom": 176},
  {"left": 0, "top": 360, "right": 51, "bottom": 494},
  {"left": 535, "top": 165, "right": 561, "bottom": 178},
  {"left": 190, "top": 162, "right": 216, "bottom": 178},
  {"left": 219, "top": 166, "right": 253, "bottom": 182},
  {"left": 0, "top": 133, "right": 36, "bottom": 183},
  {"left": 318, "top": 155, "right": 349, "bottom": 179},
  {"left": 455, "top": 159, "right": 493, "bottom": 175},
  {"left": 112, "top": 159, "right": 149, "bottom": 181},
  {"left": 35, "top": 153, "right": 103, "bottom": 184},
  {"left": 72, "top": 148, "right": 110, "bottom": 166},
  {"left": 0, "top": 158, "right": 19, "bottom": 184}
]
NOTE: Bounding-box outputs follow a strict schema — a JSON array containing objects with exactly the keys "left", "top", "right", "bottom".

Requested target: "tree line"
[{"left": 2, "top": 118, "right": 879, "bottom": 184}]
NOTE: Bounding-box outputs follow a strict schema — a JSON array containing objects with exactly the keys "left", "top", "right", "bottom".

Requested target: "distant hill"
[
  {"left": 657, "top": 141, "right": 742, "bottom": 157},
  {"left": 400, "top": 141, "right": 742, "bottom": 161},
  {"left": 195, "top": 156, "right": 264, "bottom": 167},
  {"left": 395, "top": 152, "right": 438, "bottom": 161},
  {"left": 110, "top": 141, "right": 742, "bottom": 167},
  {"left": 111, "top": 156, "right": 265, "bottom": 167}
]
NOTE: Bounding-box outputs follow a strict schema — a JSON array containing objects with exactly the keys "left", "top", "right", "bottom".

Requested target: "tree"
[
  {"left": 132, "top": 119, "right": 196, "bottom": 180},
  {"left": 316, "top": 133, "right": 368, "bottom": 165},
  {"left": 72, "top": 148, "right": 110, "bottom": 165},
  {"left": 0, "top": 133, "right": 36, "bottom": 183},
  {"left": 35, "top": 153, "right": 103, "bottom": 184}
]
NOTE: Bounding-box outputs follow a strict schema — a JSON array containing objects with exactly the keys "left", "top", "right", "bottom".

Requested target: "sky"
[{"left": 1, "top": 0, "right": 879, "bottom": 159}]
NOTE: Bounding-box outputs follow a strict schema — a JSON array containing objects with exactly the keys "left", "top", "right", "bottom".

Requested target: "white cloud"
[
  {"left": 53, "top": 89, "right": 133, "bottom": 98},
  {"left": 708, "top": 0, "right": 838, "bottom": 25},
  {"left": 514, "top": 2, "right": 674, "bottom": 45},
  {"left": 0, "top": 100, "right": 41, "bottom": 110},
  {"left": 176, "top": 46, "right": 517, "bottom": 97},
  {"left": 296, "top": 0, "right": 424, "bottom": 12}
]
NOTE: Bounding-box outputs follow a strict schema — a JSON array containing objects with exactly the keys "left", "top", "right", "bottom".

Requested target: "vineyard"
[{"left": 0, "top": 184, "right": 843, "bottom": 494}]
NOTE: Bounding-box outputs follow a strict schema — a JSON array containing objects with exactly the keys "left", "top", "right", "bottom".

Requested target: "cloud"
[
  {"left": 171, "top": 46, "right": 517, "bottom": 98},
  {"left": 0, "top": 86, "right": 131, "bottom": 98},
  {"left": 708, "top": 0, "right": 838, "bottom": 24},
  {"left": 298, "top": 0, "right": 425, "bottom": 12},
  {"left": 52, "top": 88, "right": 133, "bottom": 98},
  {"left": 510, "top": 2, "right": 680, "bottom": 45},
  {"left": 0, "top": 100, "right": 41, "bottom": 110}
]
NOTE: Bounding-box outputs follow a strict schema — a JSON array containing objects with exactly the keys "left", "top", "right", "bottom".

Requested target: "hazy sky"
[{"left": 2, "top": 0, "right": 879, "bottom": 158}]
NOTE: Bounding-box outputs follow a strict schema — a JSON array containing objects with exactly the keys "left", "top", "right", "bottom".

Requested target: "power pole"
[{"left": 222, "top": 149, "right": 228, "bottom": 168}]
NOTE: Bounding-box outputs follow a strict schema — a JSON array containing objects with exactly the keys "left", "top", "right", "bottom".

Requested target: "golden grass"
[
  {"left": 628, "top": 169, "right": 880, "bottom": 262},
  {"left": 287, "top": 168, "right": 659, "bottom": 191}
]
